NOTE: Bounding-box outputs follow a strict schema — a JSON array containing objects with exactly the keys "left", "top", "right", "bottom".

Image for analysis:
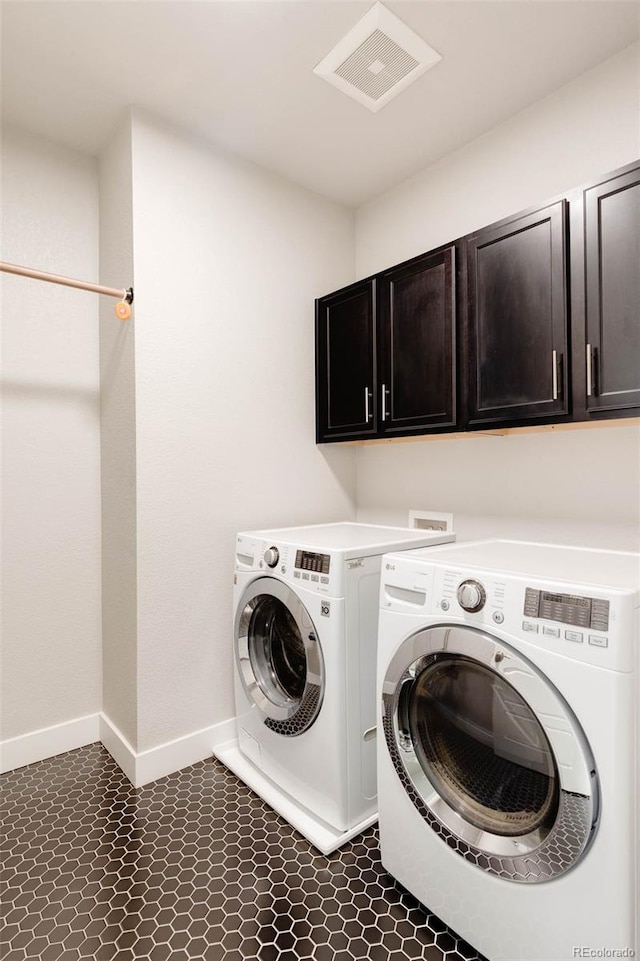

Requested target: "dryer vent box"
[
  {"left": 409, "top": 510, "right": 454, "bottom": 533},
  {"left": 313, "top": 2, "right": 441, "bottom": 113}
]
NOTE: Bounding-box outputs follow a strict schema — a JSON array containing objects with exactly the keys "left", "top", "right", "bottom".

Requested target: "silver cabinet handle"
[
  {"left": 381, "top": 383, "right": 388, "bottom": 421},
  {"left": 586, "top": 343, "right": 593, "bottom": 397},
  {"left": 364, "top": 386, "right": 370, "bottom": 423},
  {"left": 552, "top": 350, "right": 559, "bottom": 400}
]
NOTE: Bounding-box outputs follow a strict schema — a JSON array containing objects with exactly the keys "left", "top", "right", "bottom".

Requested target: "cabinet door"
[
  {"left": 315, "top": 279, "right": 377, "bottom": 442},
  {"left": 584, "top": 166, "right": 640, "bottom": 413},
  {"left": 465, "top": 201, "right": 569, "bottom": 427},
  {"left": 378, "top": 246, "right": 456, "bottom": 435}
]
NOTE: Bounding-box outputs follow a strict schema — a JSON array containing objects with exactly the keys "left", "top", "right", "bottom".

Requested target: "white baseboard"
[
  {"left": 99, "top": 713, "right": 137, "bottom": 784},
  {"left": 100, "top": 713, "right": 236, "bottom": 787},
  {"left": 0, "top": 713, "right": 100, "bottom": 774},
  {"left": 135, "top": 717, "right": 236, "bottom": 787},
  {"left": 1, "top": 711, "right": 236, "bottom": 787}
]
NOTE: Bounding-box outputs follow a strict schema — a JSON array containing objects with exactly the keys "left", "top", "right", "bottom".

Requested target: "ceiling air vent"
[{"left": 313, "top": 2, "right": 441, "bottom": 113}]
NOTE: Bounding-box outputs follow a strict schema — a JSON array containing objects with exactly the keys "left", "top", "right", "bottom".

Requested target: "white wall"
[
  {"left": 356, "top": 44, "right": 640, "bottom": 275},
  {"left": 1, "top": 125, "right": 102, "bottom": 741},
  {"left": 99, "top": 117, "right": 138, "bottom": 749},
  {"left": 354, "top": 44, "right": 640, "bottom": 551},
  {"left": 129, "top": 112, "right": 356, "bottom": 751}
]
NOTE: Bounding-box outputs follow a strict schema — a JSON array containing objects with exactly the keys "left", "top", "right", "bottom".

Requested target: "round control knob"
[
  {"left": 263, "top": 546, "right": 280, "bottom": 568},
  {"left": 457, "top": 579, "right": 487, "bottom": 613}
]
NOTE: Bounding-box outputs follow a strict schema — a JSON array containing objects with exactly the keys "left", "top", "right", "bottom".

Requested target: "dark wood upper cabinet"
[
  {"left": 465, "top": 201, "right": 569, "bottom": 427},
  {"left": 377, "top": 246, "right": 457, "bottom": 436},
  {"left": 583, "top": 164, "right": 640, "bottom": 414},
  {"left": 316, "top": 246, "right": 457, "bottom": 443},
  {"left": 315, "top": 279, "right": 377, "bottom": 442},
  {"left": 315, "top": 162, "right": 638, "bottom": 444}
]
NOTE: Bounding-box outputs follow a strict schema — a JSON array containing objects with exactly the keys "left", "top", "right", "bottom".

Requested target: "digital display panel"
[
  {"left": 542, "top": 593, "right": 590, "bottom": 608},
  {"left": 523, "top": 588, "right": 609, "bottom": 631},
  {"left": 295, "top": 550, "right": 330, "bottom": 575},
  {"left": 540, "top": 591, "right": 591, "bottom": 628}
]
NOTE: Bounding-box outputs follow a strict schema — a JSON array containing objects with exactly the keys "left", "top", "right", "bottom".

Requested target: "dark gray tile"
[{"left": 1, "top": 744, "right": 486, "bottom": 961}]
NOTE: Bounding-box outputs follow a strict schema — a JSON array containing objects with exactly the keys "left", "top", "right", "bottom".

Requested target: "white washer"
[
  {"left": 214, "top": 522, "right": 455, "bottom": 854},
  {"left": 377, "top": 539, "right": 640, "bottom": 961}
]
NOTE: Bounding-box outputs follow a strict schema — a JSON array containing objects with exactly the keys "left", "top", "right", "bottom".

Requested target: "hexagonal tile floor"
[{"left": 1, "top": 744, "right": 486, "bottom": 961}]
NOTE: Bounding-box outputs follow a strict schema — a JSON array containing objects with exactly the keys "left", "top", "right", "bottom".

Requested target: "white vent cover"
[{"left": 313, "top": 2, "right": 441, "bottom": 113}]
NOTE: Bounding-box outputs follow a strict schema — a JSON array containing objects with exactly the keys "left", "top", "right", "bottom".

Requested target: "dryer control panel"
[
  {"left": 379, "top": 548, "right": 636, "bottom": 673},
  {"left": 523, "top": 588, "right": 610, "bottom": 631}
]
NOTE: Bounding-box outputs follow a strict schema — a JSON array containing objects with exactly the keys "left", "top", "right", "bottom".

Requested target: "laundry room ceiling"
[{"left": 1, "top": 1, "right": 638, "bottom": 206}]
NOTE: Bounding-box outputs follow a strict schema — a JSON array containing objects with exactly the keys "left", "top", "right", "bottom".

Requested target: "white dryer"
[
  {"left": 377, "top": 539, "right": 639, "bottom": 961},
  {"left": 215, "top": 522, "right": 454, "bottom": 854}
]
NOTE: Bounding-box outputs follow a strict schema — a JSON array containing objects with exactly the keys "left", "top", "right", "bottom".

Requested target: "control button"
[
  {"left": 441, "top": 599, "right": 450, "bottom": 612},
  {"left": 543, "top": 626, "right": 561, "bottom": 638},
  {"left": 294, "top": 571, "right": 300, "bottom": 578},
  {"left": 263, "top": 546, "right": 280, "bottom": 568},
  {"left": 457, "top": 579, "right": 487, "bottom": 613},
  {"left": 589, "top": 634, "right": 609, "bottom": 648},
  {"left": 565, "top": 630, "right": 583, "bottom": 643},
  {"left": 523, "top": 588, "right": 541, "bottom": 617},
  {"left": 321, "top": 576, "right": 329, "bottom": 584},
  {"left": 492, "top": 611, "right": 504, "bottom": 624},
  {"left": 522, "top": 621, "right": 539, "bottom": 633},
  {"left": 302, "top": 573, "right": 310, "bottom": 580},
  {"left": 311, "top": 574, "right": 319, "bottom": 582}
]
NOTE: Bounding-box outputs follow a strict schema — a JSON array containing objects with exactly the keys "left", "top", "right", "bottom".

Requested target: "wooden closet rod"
[{"left": 0, "top": 260, "right": 133, "bottom": 318}]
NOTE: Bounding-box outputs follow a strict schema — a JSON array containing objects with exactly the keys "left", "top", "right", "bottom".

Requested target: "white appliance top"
[
  {"left": 394, "top": 539, "right": 640, "bottom": 595},
  {"left": 239, "top": 522, "right": 452, "bottom": 558}
]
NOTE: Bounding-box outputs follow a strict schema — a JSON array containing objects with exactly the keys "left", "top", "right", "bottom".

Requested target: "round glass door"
[
  {"left": 407, "top": 656, "right": 558, "bottom": 839},
  {"left": 382, "top": 625, "right": 599, "bottom": 883},
  {"left": 236, "top": 578, "right": 324, "bottom": 736}
]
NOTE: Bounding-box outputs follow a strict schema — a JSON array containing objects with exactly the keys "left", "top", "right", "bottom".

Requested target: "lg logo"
[{"left": 385, "top": 563, "right": 396, "bottom": 571}]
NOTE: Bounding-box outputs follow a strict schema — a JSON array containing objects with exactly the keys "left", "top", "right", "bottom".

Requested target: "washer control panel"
[
  {"left": 235, "top": 535, "right": 337, "bottom": 594},
  {"left": 295, "top": 550, "right": 330, "bottom": 576}
]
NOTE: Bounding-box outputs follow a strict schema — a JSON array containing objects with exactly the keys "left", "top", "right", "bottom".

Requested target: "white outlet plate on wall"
[{"left": 409, "top": 510, "right": 454, "bottom": 532}]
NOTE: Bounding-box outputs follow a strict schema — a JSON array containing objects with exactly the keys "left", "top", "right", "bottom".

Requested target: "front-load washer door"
[
  {"left": 236, "top": 578, "right": 325, "bottom": 737},
  {"left": 381, "top": 625, "right": 599, "bottom": 883}
]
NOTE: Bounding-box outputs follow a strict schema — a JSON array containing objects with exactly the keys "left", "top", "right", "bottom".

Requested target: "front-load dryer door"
[
  {"left": 236, "top": 578, "right": 325, "bottom": 736},
  {"left": 381, "top": 625, "right": 599, "bottom": 883}
]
